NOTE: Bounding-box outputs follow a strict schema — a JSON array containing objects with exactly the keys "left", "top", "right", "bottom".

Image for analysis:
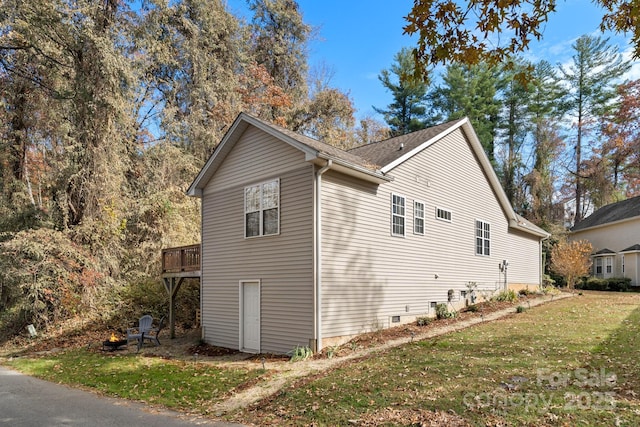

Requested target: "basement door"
[{"left": 240, "top": 280, "right": 260, "bottom": 353}]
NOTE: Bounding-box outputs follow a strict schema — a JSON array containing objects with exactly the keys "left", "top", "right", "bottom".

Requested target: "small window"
[
  {"left": 622, "top": 255, "right": 625, "bottom": 274},
  {"left": 391, "top": 315, "right": 401, "bottom": 323},
  {"left": 475, "top": 220, "right": 490, "bottom": 256},
  {"left": 391, "top": 194, "right": 405, "bottom": 236},
  {"left": 245, "top": 179, "right": 279, "bottom": 238},
  {"left": 430, "top": 301, "right": 437, "bottom": 310},
  {"left": 436, "top": 207, "right": 452, "bottom": 222},
  {"left": 414, "top": 201, "right": 425, "bottom": 235},
  {"left": 605, "top": 257, "right": 613, "bottom": 274}
]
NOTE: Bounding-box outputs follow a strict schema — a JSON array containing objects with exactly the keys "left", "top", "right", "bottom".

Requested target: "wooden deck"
[
  {"left": 161, "top": 244, "right": 201, "bottom": 278},
  {"left": 161, "top": 244, "right": 201, "bottom": 339}
]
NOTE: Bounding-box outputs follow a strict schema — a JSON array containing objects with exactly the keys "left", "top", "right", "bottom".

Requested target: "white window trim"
[
  {"left": 244, "top": 178, "right": 280, "bottom": 238},
  {"left": 605, "top": 256, "right": 613, "bottom": 276},
  {"left": 413, "top": 200, "right": 426, "bottom": 235},
  {"left": 594, "top": 257, "right": 603, "bottom": 277},
  {"left": 391, "top": 193, "right": 406, "bottom": 237},
  {"left": 435, "top": 206, "right": 452, "bottom": 223},
  {"left": 475, "top": 219, "right": 491, "bottom": 256}
]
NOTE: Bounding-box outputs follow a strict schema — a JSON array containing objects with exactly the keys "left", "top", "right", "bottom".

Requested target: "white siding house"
[{"left": 188, "top": 113, "right": 549, "bottom": 354}]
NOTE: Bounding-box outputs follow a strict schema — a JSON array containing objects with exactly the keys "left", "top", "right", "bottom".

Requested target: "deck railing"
[{"left": 161, "top": 244, "right": 201, "bottom": 274}]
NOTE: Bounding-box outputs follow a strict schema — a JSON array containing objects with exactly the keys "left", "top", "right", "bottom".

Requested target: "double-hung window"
[
  {"left": 605, "top": 256, "right": 613, "bottom": 275},
  {"left": 414, "top": 201, "right": 425, "bottom": 235},
  {"left": 391, "top": 194, "right": 405, "bottom": 236},
  {"left": 475, "top": 220, "right": 490, "bottom": 256},
  {"left": 245, "top": 179, "right": 279, "bottom": 237},
  {"left": 595, "top": 257, "right": 603, "bottom": 277}
]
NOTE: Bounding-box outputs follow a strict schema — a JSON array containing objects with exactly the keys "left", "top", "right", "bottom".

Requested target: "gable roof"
[
  {"left": 621, "top": 244, "right": 640, "bottom": 252},
  {"left": 348, "top": 119, "right": 465, "bottom": 169},
  {"left": 187, "top": 113, "right": 549, "bottom": 238},
  {"left": 594, "top": 248, "right": 616, "bottom": 255},
  {"left": 571, "top": 196, "right": 640, "bottom": 232},
  {"left": 187, "top": 113, "right": 390, "bottom": 196}
]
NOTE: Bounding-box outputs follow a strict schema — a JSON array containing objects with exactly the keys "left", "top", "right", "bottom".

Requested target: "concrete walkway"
[
  {"left": 211, "top": 292, "right": 572, "bottom": 416},
  {"left": 0, "top": 365, "right": 243, "bottom": 427}
]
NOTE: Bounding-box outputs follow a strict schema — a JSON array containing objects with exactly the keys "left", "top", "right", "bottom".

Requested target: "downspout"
[{"left": 315, "top": 159, "right": 332, "bottom": 353}]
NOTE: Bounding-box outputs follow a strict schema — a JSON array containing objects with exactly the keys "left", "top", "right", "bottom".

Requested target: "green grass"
[
  {"left": 5, "top": 350, "right": 262, "bottom": 414},
  {"left": 242, "top": 292, "right": 640, "bottom": 426}
]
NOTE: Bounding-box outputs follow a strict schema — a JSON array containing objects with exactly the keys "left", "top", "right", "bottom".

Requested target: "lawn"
[
  {"left": 5, "top": 350, "right": 262, "bottom": 415},
  {"left": 239, "top": 292, "right": 640, "bottom": 426},
  {"left": 4, "top": 292, "right": 640, "bottom": 426}
]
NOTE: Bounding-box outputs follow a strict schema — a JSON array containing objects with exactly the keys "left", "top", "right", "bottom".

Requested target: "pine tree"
[
  {"left": 559, "top": 35, "right": 630, "bottom": 223},
  {"left": 374, "top": 47, "right": 430, "bottom": 136}
]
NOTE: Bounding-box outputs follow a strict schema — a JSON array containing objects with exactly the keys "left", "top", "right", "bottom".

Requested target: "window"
[
  {"left": 475, "top": 220, "right": 490, "bottom": 256},
  {"left": 595, "top": 257, "right": 603, "bottom": 277},
  {"left": 622, "top": 254, "right": 625, "bottom": 274},
  {"left": 414, "top": 201, "right": 425, "bottom": 235},
  {"left": 245, "top": 179, "right": 279, "bottom": 237},
  {"left": 391, "top": 194, "right": 405, "bottom": 236},
  {"left": 436, "top": 207, "right": 452, "bottom": 222},
  {"left": 605, "top": 256, "right": 613, "bottom": 274}
]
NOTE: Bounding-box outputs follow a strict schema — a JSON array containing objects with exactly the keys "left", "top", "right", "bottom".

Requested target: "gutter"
[{"left": 314, "top": 159, "right": 332, "bottom": 353}]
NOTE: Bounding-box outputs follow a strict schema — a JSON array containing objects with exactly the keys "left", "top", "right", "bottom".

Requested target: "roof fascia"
[
  {"left": 571, "top": 215, "right": 640, "bottom": 234},
  {"left": 187, "top": 113, "right": 319, "bottom": 197},
  {"left": 379, "top": 120, "right": 463, "bottom": 174}
]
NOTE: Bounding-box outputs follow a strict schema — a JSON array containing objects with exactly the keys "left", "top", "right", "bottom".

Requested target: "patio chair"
[
  {"left": 126, "top": 315, "right": 154, "bottom": 352},
  {"left": 142, "top": 315, "right": 165, "bottom": 347}
]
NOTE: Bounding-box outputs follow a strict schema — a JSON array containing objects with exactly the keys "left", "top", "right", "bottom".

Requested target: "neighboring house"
[
  {"left": 187, "top": 113, "right": 549, "bottom": 354},
  {"left": 570, "top": 196, "right": 640, "bottom": 286}
]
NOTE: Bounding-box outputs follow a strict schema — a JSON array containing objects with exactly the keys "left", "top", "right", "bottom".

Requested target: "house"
[
  {"left": 187, "top": 113, "right": 549, "bottom": 354},
  {"left": 570, "top": 196, "right": 640, "bottom": 286}
]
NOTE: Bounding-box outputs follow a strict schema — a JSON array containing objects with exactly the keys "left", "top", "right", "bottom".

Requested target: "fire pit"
[{"left": 102, "top": 333, "right": 127, "bottom": 351}]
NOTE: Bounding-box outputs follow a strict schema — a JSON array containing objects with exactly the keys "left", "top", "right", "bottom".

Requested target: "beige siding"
[
  {"left": 571, "top": 217, "right": 640, "bottom": 283},
  {"left": 201, "top": 128, "right": 314, "bottom": 354},
  {"left": 321, "top": 128, "right": 541, "bottom": 338},
  {"left": 571, "top": 218, "right": 640, "bottom": 253}
]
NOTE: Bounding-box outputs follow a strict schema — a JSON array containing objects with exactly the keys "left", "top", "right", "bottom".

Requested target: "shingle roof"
[
  {"left": 572, "top": 196, "right": 640, "bottom": 231},
  {"left": 594, "top": 248, "right": 616, "bottom": 255},
  {"left": 621, "top": 244, "right": 640, "bottom": 252},
  {"left": 348, "top": 119, "right": 465, "bottom": 167},
  {"left": 248, "top": 115, "right": 380, "bottom": 170}
]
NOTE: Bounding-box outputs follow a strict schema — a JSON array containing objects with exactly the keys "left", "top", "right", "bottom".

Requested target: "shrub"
[
  {"left": 290, "top": 345, "right": 313, "bottom": 362},
  {"left": 416, "top": 316, "right": 430, "bottom": 326},
  {"left": 435, "top": 303, "right": 456, "bottom": 319},
  {"left": 608, "top": 277, "right": 631, "bottom": 292},
  {"left": 516, "top": 305, "right": 527, "bottom": 313},
  {"left": 493, "top": 289, "right": 518, "bottom": 302},
  {"left": 576, "top": 277, "right": 631, "bottom": 292}
]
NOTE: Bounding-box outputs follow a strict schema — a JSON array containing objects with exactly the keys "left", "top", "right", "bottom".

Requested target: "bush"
[
  {"left": 516, "top": 305, "right": 527, "bottom": 313},
  {"left": 493, "top": 289, "right": 518, "bottom": 302},
  {"left": 576, "top": 277, "right": 631, "bottom": 292},
  {"left": 290, "top": 345, "right": 313, "bottom": 362},
  {"left": 435, "top": 303, "right": 456, "bottom": 319},
  {"left": 518, "top": 287, "right": 533, "bottom": 296},
  {"left": 416, "top": 316, "right": 430, "bottom": 326},
  {"left": 608, "top": 277, "right": 631, "bottom": 292}
]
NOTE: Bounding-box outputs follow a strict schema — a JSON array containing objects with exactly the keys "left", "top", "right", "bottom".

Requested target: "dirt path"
[{"left": 209, "top": 293, "right": 572, "bottom": 416}]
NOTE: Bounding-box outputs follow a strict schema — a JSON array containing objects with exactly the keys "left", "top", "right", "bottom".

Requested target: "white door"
[{"left": 241, "top": 281, "right": 260, "bottom": 353}]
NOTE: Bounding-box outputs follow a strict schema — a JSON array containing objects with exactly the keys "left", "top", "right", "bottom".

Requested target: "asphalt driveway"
[{"left": 0, "top": 365, "right": 242, "bottom": 427}]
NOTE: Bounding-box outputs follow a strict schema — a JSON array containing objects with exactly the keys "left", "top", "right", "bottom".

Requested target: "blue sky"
[{"left": 228, "top": 0, "right": 639, "bottom": 120}]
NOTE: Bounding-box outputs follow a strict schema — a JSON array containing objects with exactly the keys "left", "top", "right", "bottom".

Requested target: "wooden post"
[{"left": 163, "top": 277, "right": 184, "bottom": 339}]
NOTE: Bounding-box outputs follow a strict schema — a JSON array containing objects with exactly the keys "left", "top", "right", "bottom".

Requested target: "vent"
[{"left": 436, "top": 207, "right": 452, "bottom": 222}]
